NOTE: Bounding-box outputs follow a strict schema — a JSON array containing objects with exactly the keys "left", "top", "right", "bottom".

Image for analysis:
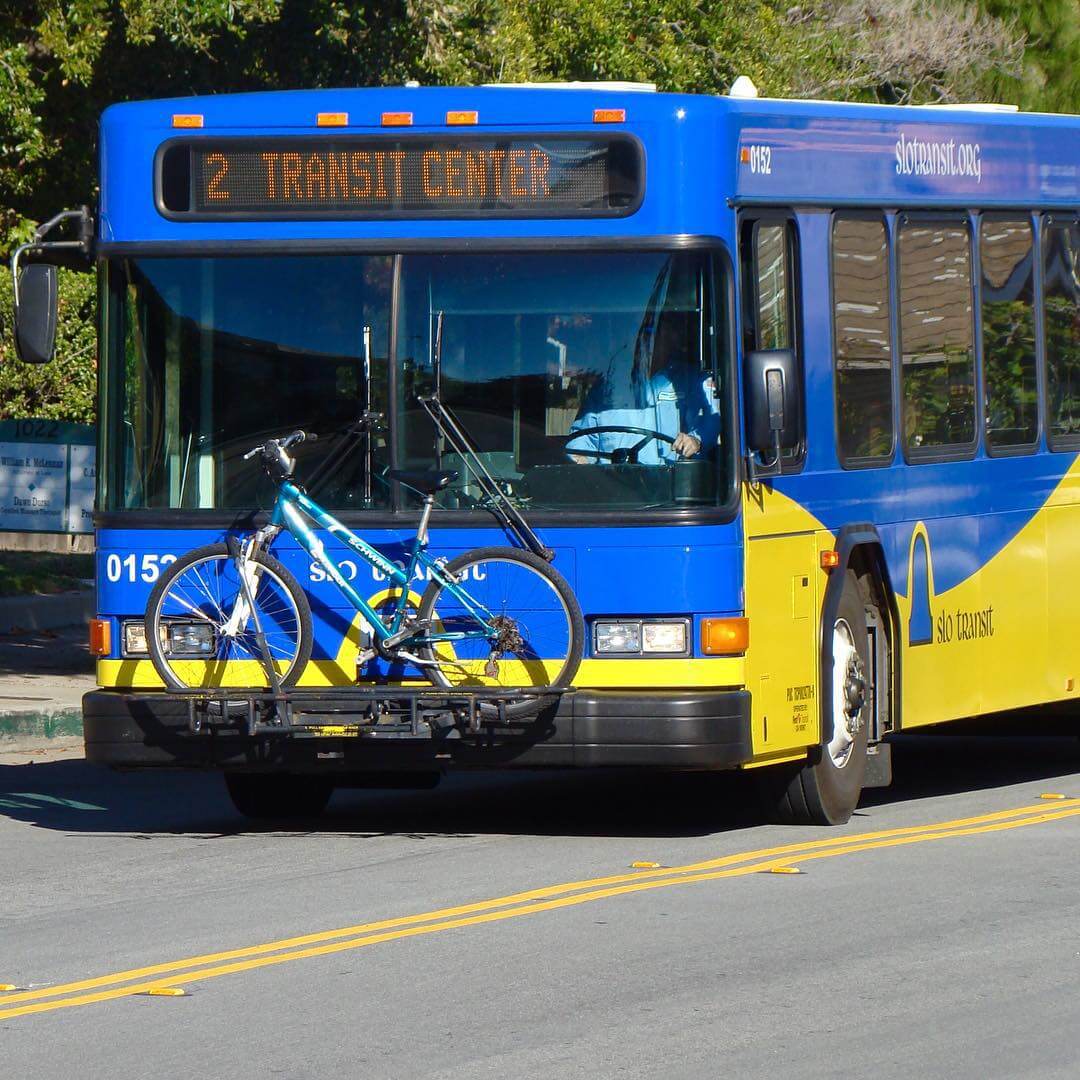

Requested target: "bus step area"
[{"left": 164, "top": 685, "right": 570, "bottom": 739}]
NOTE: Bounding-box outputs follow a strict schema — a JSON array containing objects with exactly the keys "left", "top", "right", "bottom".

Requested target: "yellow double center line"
[{"left": 3, "top": 797, "right": 1079, "bottom": 1021}]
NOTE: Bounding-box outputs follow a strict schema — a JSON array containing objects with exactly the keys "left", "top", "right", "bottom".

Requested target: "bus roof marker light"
[
  {"left": 171, "top": 114, "right": 203, "bottom": 128},
  {"left": 446, "top": 110, "right": 478, "bottom": 126},
  {"left": 382, "top": 112, "right": 413, "bottom": 127},
  {"left": 593, "top": 108, "right": 626, "bottom": 124},
  {"left": 701, "top": 617, "right": 749, "bottom": 655},
  {"left": 317, "top": 112, "right": 348, "bottom": 127},
  {"left": 821, "top": 550, "right": 840, "bottom": 570}
]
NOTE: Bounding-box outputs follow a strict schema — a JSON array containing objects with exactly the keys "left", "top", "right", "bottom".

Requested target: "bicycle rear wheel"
[
  {"left": 145, "top": 543, "right": 312, "bottom": 690},
  {"left": 415, "top": 546, "right": 583, "bottom": 718}
]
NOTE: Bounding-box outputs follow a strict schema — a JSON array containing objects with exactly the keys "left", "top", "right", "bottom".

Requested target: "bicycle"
[{"left": 144, "top": 427, "right": 584, "bottom": 720}]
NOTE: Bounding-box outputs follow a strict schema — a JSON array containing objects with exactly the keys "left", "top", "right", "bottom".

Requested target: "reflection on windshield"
[
  {"left": 398, "top": 251, "right": 730, "bottom": 510},
  {"left": 102, "top": 251, "right": 731, "bottom": 514},
  {"left": 102, "top": 255, "right": 393, "bottom": 511}
]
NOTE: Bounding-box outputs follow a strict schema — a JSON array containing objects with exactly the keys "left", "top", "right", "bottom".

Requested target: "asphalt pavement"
[{"left": 2, "top": 734, "right": 1080, "bottom": 1078}]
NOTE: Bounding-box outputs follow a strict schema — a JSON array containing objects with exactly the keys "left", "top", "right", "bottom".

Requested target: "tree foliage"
[{"left": 0, "top": 1, "right": 1077, "bottom": 422}]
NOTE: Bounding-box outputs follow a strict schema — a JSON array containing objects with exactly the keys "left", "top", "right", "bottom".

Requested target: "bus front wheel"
[{"left": 759, "top": 571, "right": 871, "bottom": 826}]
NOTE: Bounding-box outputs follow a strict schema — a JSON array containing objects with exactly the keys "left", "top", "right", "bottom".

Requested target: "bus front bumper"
[{"left": 82, "top": 688, "right": 752, "bottom": 771}]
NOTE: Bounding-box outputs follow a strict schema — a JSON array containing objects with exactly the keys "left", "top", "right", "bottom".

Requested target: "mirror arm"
[{"left": 10, "top": 207, "right": 94, "bottom": 311}]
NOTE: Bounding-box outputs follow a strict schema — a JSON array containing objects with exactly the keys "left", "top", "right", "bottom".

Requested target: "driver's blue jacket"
[{"left": 566, "top": 368, "right": 719, "bottom": 464}]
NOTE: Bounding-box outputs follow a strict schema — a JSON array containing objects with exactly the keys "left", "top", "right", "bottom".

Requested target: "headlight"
[
  {"left": 593, "top": 619, "right": 689, "bottom": 656},
  {"left": 123, "top": 620, "right": 151, "bottom": 656},
  {"left": 122, "top": 619, "right": 214, "bottom": 658},
  {"left": 594, "top": 621, "right": 642, "bottom": 654},
  {"left": 642, "top": 621, "right": 687, "bottom": 654},
  {"left": 167, "top": 622, "right": 215, "bottom": 656}
]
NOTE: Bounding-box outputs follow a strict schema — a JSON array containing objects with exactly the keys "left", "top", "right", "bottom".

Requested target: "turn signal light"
[
  {"left": 593, "top": 107, "right": 626, "bottom": 123},
  {"left": 89, "top": 619, "right": 112, "bottom": 657},
  {"left": 701, "top": 617, "right": 749, "bottom": 655},
  {"left": 381, "top": 111, "right": 413, "bottom": 127},
  {"left": 820, "top": 550, "right": 841, "bottom": 570},
  {"left": 171, "top": 114, "right": 204, "bottom": 128}
]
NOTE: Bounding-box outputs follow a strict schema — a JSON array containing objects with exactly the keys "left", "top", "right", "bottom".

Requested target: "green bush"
[{"left": 0, "top": 268, "right": 96, "bottom": 423}]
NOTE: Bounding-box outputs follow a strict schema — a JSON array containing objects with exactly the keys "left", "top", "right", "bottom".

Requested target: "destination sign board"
[{"left": 158, "top": 136, "right": 642, "bottom": 219}]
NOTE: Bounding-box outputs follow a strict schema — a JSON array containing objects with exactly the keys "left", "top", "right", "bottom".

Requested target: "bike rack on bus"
[{"left": 162, "top": 684, "right": 573, "bottom": 739}]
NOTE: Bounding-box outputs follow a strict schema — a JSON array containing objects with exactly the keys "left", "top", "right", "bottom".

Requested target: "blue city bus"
[{"left": 11, "top": 83, "right": 1080, "bottom": 824}]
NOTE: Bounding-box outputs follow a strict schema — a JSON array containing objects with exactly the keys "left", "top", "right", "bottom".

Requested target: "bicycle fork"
[{"left": 225, "top": 529, "right": 284, "bottom": 693}]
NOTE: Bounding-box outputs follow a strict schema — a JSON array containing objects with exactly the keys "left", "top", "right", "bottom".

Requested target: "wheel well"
[{"left": 844, "top": 543, "right": 899, "bottom": 738}]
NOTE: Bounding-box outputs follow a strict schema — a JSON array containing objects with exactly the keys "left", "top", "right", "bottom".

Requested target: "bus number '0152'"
[
  {"left": 104, "top": 553, "right": 177, "bottom": 583},
  {"left": 746, "top": 144, "right": 772, "bottom": 174}
]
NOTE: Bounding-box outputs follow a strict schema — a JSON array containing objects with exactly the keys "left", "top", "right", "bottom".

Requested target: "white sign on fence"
[{"left": 0, "top": 428, "right": 96, "bottom": 535}]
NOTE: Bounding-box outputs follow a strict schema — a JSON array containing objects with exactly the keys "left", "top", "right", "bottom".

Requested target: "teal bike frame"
[{"left": 267, "top": 480, "right": 495, "bottom": 649}]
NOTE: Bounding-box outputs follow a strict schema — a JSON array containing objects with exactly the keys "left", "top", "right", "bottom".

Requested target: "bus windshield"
[{"left": 101, "top": 250, "right": 733, "bottom": 514}]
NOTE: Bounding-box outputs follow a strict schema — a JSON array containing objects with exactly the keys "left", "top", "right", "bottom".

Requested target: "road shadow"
[
  {"left": 2, "top": 732, "right": 1080, "bottom": 840},
  {"left": 0, "top": 626, "right": 94, "bottom": 677}
]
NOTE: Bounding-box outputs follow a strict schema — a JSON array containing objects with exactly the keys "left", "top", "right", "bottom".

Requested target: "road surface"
[{"left": 2, "top": 734, "right": 1079, "bottom": 1078}]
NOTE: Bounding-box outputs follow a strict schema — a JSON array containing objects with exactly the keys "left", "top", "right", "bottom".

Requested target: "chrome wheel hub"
[{"left": 829, "top": 618, "right": 866, "bottom": 769}]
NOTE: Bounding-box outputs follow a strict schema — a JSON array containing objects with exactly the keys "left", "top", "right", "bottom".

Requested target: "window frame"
[
  {"left": 1040, "top": 211, "right": 1080, "bottom": 454},
  {"left": 739, "top": 211, "right": 806, "bottom": 473},
  {"left": 897, "top": 212, "right": 980, "bottom": 465},
  {"left": 829, "top": 210, "right": 897, "bottom": 470}
]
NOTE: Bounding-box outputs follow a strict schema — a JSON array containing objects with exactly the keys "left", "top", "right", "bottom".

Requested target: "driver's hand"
[{"left": 672, "top": 432, "right": 701, "bottom": 458}]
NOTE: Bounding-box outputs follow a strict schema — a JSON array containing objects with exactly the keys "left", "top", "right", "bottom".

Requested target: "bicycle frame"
[{"left": 267, "top": 481, "right": 495, "bottom": 646}]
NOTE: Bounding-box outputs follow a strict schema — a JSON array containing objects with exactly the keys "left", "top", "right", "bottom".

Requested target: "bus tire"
[
  {"left": 760, "top": 570, "right": 870, "bottom": 825},
  {"left": 224, "top": 773, "right": 333, "bottom": 820}
]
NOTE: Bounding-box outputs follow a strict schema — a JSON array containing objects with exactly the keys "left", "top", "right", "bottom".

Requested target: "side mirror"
[
  {"left": 14, "top": 264, "right": 58, "bottom": 364},
  {"left": 744, "top": 348, "right": 802, "bottom": 478}
]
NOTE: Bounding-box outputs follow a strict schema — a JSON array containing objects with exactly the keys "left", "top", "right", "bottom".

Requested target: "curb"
[
  {"left": 0, "top": 708, "right": 83, "bottom": 739},
  {"left": 0, "top": 591, "right": 94, "bottom": 634}
]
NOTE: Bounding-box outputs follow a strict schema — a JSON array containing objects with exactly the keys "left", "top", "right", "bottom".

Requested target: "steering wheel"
[{"left": 560, "top": 425, "right": 677, "bottom": 464}]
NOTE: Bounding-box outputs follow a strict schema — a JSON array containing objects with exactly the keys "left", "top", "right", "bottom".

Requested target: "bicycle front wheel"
[
  {"left": 145, "top": 543, "right": 312, "bottom": 690},
  {"left": 415, "top": 546, "right": 583, "bottom": 712}
]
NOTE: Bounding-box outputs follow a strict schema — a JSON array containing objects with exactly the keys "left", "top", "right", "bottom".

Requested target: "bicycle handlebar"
[{"left": 242, "top": 429, "right": 317, "bottom": 461}]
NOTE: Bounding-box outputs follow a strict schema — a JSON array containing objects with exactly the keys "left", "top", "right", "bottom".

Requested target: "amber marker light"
[
  {"left": 317, "top": 112, "right": 348, "bottom": 127},
  {"left": 820, "top": 550, "right": 841, "bottom": 570},
  {"left": 89, "top": 618, "right": 112, "bottom": 657},
  {"left": 701, "top": 617, "right": 749, "bottom": 655},
  {"left": 593, "top": 107, "right": 626, "bottom": 123},
  {"left": 381, "top": 111, "right": 413, "bottom": 127},
  {"left": 446, "top": 110, "right": 478, "bottom": 126},
  {"left": 172, "top": 114, "right": 204, "bottom": 128}
]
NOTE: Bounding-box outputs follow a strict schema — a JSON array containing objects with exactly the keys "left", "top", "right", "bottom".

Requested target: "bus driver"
[{"left": 565, "top": 309, "right": 719, "bottom": 465}]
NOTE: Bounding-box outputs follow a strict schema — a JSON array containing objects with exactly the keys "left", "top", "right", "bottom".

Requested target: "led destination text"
[
  {"left": 222, "top": 147, "right": 555, "bottom": 204},
  {"left": 168, "top": 137, "right": 638, "bottom": 217}
]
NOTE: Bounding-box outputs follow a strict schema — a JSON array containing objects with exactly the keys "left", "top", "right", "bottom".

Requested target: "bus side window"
[
  {"left": 980, "top": 216, "right": 1038, "bottom": 452},
  {"left": 1043, "top": 216, "right": 1080, "bottom": 449},
  {"left": 898, "top": 218, "right": 977, "bottom": 459},
  {"left": 832, "top": 216, "right": 893, "bottom": 466},
  {"left": 750, "top": 223, "right": 795, "bottom": 352}
]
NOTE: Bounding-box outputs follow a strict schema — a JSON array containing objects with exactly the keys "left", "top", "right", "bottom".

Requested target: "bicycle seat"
[{"left": 387, "top": 468, "right": 459, "bottom": 494}]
